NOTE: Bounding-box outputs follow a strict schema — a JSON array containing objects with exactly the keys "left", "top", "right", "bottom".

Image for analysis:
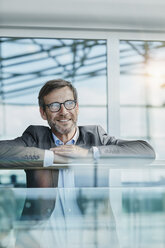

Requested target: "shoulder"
[
  {"left": 22, "top": 125, "right": 51, "bottom": 137},
  {"left": 21, "top": 125, "right": 52, "bottom": 146},
  {"left": 78, "top": 125, "right": 117, "bottom": 145},
  {"left": 77, "top": 125, "right": 110, "bottom": 146},
  {"left": 78, "top": 125, "right": 99, "bottom": 133},
  {"left": 78, "top": 125, "right": 107, "bottom": 137},
  {"left": 78, "top": 125, "right": 105, "bottom": 133}
]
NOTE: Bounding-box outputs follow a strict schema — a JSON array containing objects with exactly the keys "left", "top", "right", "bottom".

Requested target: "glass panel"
[
  {"left": 0, "top": 161, "right": 165, "bottom": 248},
  {"left": 120, "top": 107, "right": 147, "bottom": 138},
  {"left": 120, "top": 40, "right": 165, "bottom": 158},
  {"left": 78, "top": 107, "right": 107, "bottom": 130},
  {"left": 0, "top": 37, "right": 107, "bottom": 138}
]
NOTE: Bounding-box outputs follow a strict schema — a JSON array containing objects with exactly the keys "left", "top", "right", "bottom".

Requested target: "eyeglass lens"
[{"left": 48, "top": 100, "right": 76, "bottom": 112}]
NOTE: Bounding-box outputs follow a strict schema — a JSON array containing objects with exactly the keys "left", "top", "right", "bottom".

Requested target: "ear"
[{"left": 39, "top": 107, "right": 47, "bottom": 120}]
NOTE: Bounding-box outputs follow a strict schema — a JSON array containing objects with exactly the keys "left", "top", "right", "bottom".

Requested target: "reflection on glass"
[
  {"left": 0, "top": 188, "right": 119, "bottom": 248},
  {"left": 120, "top": 40, "right": 165, "bottom": 158},
  {"left": 1, "top": 182, "right": 165, "bottom": 248}
]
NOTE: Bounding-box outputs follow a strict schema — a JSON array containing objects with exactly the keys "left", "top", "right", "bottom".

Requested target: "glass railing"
[{"left": 0, "top": 158, "right": 165, "bottom": 248}]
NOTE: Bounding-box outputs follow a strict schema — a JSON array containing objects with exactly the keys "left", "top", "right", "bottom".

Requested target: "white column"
[{"left": 107, "top": 36, "right": 120, "bottom": 137}]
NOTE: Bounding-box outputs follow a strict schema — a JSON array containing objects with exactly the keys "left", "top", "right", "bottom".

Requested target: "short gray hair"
[{"left": 38, "top": 79, "right": 78, "bottom": 109}]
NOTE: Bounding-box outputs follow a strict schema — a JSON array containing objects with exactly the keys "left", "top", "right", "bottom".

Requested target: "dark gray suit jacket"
[{"left": 0, "top": 125, "right": 155, "bottom": 188}]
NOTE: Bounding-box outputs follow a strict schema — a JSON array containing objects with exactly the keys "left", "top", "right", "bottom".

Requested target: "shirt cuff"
[
  {"left": 44, "top": 150, "right": 54, "bottom": 167},
  {"left": 92, "top": 146, "right": 100, "bottom": 160}
]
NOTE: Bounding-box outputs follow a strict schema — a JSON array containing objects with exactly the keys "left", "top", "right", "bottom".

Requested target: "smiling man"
[
  {"left": 40, "top": 86, "right": 78, "bottom": 140},
  {"left": 38, "top": 79, "right": 89, "bottom": 159},
  {"left": 0, "top": 79, "right": 155, "bottom": 188}
]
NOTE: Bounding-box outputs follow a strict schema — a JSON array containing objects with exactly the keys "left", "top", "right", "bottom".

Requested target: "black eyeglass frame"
[{"left": 44, "top": 100, "right": 77, "bottom": 112}]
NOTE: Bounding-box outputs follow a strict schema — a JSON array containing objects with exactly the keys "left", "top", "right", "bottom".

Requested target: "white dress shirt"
[
  {"left": 43, "top": 127, "right": 99, "bottom": 187},
  {"left": 44, "top": 128, "right": 79, "bottom": 187}
]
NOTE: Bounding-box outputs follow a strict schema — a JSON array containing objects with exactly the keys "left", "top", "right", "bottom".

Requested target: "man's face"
[{"left": 40, "top": 86, "right": 79, "bottom": 136}]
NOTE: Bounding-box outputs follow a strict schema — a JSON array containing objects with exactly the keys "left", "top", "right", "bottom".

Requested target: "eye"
[
  {"left": 50, "top": 102, "right": 60, "bottom": 111},
  {"left": 65, "top": 100, "right": 76, "bottom": 109},
  {"left": 51, "top": 103, "right": 59, "bottom": 107}
]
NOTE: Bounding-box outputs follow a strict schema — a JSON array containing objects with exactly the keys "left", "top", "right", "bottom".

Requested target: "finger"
[
  {"left": 54, "top": 150, "right": 78, "bottom": 158},
  {"left": 50, "top": 146, "right": 65, "bottom": 151},
  {"left": 53, "top": 154, "right": 72, "bottom": 164},
  {"left": 50, "top": 145, "right": 75, "bottom": 151},
  {"left": 54, "top": 146, "right": 83, "bottom": 153},
  {"left": 54, "top": 151, "right": 73, "bottom": 156}
]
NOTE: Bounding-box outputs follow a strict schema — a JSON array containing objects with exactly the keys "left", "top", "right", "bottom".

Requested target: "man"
[{"left": 0, "top": 79, "right": 155, "bottom": 188}]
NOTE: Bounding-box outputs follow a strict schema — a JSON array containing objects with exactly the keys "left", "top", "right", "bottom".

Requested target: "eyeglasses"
[{"left": 45, "top": 100, "right": 77, "bottom": 112}]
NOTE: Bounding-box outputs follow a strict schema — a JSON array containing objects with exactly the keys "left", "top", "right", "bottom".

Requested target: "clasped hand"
[{"left": 50, "top": 145, "right": 89, "bottom": 158}]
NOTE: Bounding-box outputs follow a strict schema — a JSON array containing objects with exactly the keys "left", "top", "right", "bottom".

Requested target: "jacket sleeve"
[
  {"left": 0, "top": 139, "right": 45, "bottom": 168},
  {"left": 96, "top": 125, "right": 156, "bottom": 159}
]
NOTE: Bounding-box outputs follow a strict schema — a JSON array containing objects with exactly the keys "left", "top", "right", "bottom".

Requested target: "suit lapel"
[{"left": 45, "top": 128, "right": 59, "bottom": 187}]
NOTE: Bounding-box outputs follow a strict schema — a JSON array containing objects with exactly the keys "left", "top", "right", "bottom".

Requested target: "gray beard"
[{"left": 48, "top": 119, "right": 77, "bottom": 135}]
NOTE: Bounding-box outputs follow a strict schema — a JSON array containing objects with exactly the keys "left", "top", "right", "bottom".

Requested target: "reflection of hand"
[
  {"left": 50, "top": 145, "right": 89, "bottom": 158},
  {"left": 52, "top": 153, "right": 71, "bottom": 164}
]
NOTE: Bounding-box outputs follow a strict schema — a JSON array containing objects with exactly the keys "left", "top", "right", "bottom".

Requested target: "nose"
[{"left": 59, "top": 103, "right": 68, "bottom": 114}]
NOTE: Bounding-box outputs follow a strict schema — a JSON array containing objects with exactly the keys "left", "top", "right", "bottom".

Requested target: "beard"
[{"left": 47, "top": 119, "right": 77, "bottom": 135}]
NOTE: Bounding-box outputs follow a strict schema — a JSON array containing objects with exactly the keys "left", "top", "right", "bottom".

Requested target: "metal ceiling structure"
[
  {"left": 0, "top": 38, "right": 106, "bottom": 103},
  {"left": 0, "top": 38, "right": 165, "bottom": 101},
  {"left": 120, "top": 40, "right": 165, "bottom": 76},
  {"left": 1, "top": 37, "right": 165, "bottom": 142},
  {"left": 1, "top": 38, "right": 165, "bottom": 103}
]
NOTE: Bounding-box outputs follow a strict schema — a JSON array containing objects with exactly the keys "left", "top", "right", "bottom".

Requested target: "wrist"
[{"left": 44, "top": 150, "right": 54, "bottom": 167}]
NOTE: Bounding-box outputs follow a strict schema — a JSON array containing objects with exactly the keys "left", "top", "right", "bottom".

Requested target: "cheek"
[
  {"left": 46, "top": 112, "right": 56, "bottom": 121},
  {"left": 51, "top": 114, "right": 57, "bottom": 121}
]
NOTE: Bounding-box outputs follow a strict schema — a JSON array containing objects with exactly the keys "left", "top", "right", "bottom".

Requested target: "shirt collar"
[{"left": 52, "top": 127, "right": 79, "bottom": 146}]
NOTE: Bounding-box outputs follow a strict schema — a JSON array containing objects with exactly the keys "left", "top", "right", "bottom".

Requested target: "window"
[
  {"left": 120, "top": 40, "right": 165, "bottom": 158},
  {"left": 0, "top": 36, "right": 107, "bottom": 186},
  {"left": 0, "top": 37, "right": 107, "bottom": 138}
]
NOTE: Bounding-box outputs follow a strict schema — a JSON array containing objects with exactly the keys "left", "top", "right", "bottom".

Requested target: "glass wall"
[
  {"left": 120, "top": 40, "right": 165, "bottom": 158},
  {"left": 2, "top": 35, "right": 165, "bottom": 185}
]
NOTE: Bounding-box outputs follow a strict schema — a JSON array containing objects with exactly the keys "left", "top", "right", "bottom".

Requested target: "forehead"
[{"left": 43, "top": 86, "right": 74, "bottom": 104}]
